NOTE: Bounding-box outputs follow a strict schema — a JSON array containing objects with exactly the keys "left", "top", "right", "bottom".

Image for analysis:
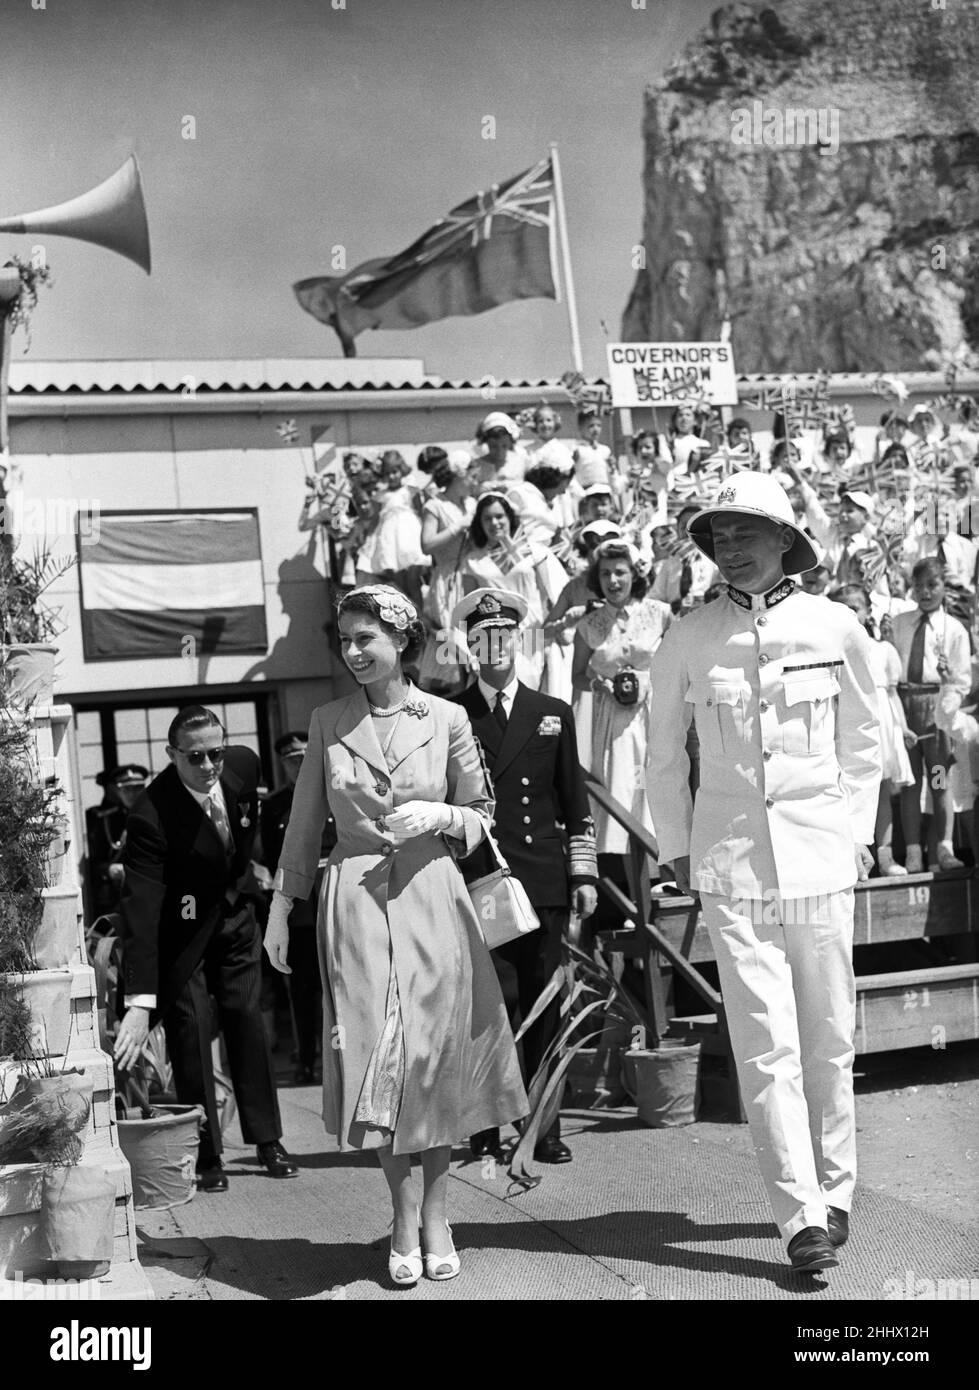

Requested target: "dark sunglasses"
[{"left": 172, "top": 746, "right": 226, "bottom": 766}]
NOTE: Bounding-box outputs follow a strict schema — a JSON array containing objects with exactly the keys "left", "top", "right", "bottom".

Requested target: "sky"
[{"left": 0, "top": 0, "right": 718, "bottom": 380}]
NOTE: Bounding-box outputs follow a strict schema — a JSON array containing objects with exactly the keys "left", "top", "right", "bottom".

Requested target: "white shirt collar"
[
  {"left": 477, "top": 674, "right": 520, "bottom": 710},
  {"left": 184, "top": 780, "right": 227, "bottom": 812}
]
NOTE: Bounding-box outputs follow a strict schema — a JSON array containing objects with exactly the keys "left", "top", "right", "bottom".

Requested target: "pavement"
[{"left": 132, "top": 1046, "right": 979, "bottom": 1303}]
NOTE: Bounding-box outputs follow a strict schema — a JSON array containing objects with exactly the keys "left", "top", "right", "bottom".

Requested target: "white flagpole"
[{"left": 549, "top": 143, "right": 583, "bottom": 373}]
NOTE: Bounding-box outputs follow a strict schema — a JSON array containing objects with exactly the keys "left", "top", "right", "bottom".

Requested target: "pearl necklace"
[
  {"left": 367, "top": 686, "right": 430, "bottom": 719},
  {"left": 368, "top": 698, "right": 407, "bottom": 717}
]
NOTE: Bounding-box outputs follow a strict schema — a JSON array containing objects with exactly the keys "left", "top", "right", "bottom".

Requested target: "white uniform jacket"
[{"left": 646, "top": 582, "right": 881, "bottom": 899}]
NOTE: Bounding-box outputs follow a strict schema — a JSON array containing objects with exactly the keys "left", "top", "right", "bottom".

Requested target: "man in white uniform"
[{"left": 646, "top": 473, "right": 880, "bottom": 1273}]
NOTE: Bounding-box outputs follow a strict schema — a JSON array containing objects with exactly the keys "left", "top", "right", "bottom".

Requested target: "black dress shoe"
[
  {"left": 470, "top": 1129, "right": 504, "bottom": 1161},
  {"left": 787, "top": 1227, "right": 839, "bottom": 1272},
  {"left": 534, "top": 1135, "right": 572, "bottom": 1164},
  {"left": 827, "top": 1207, "right": 849, "bottom": 1248},
  {"left": 196, "top": 1160, "right": 228, "bottom": 1193},
  {"left": 257, "top": 1141, "right": 299, "bottom": 1178}
]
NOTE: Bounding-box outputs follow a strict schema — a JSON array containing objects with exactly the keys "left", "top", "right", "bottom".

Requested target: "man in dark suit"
[
  {"left": 259, "top": 730, "right": 337, "bottom": 1085},
  {"left": 450, "top": 588, "right": 598, "bottom": 1164},
  {"left": 114, "top": 705, "right": 297, "bottom": 1191}
]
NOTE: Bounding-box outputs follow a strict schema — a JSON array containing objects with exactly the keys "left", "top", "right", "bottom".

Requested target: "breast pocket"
[
  {"left": 685, "top": 682, "right": 746, "bottom": 758},
  {"left": 781, "top": 670, "right": 841, "bottom": 755}
]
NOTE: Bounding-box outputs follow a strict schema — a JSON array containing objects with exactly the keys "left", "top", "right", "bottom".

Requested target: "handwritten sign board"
[{"left": 606, "top": 342, "right": 738, "bottom": 409}]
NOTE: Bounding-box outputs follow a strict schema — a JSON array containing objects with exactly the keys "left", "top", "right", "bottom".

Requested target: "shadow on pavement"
[{"left": 189, "top": 1210, "right": 821, "bottom": 1299}]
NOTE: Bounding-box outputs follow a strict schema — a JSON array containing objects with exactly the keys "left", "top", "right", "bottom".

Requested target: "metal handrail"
[{"left": 583, "top": 771, "right": 722, "bottom": 1020}]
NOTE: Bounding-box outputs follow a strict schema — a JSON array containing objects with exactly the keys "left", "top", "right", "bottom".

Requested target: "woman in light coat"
[{"left": 264, "top": 585, "right": 526, "bottom": 1287}]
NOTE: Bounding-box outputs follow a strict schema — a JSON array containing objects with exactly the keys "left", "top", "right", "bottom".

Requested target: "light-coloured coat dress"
[{"left": 275, "top": 689, "right": 528, "bottom": 1154}]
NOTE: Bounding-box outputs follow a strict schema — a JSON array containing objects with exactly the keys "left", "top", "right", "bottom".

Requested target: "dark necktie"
[
  {"left": 492, "top": 691, "right": 508, "bottom": 732},
  {"left": 907, "top": 614, "right": 929, "bottom": 684},
  {"left": 937, "top": 540, "right": 948, "bottom": 571},
  {"left": 679, "top": 556, "right": 694, "bottom": 600}
]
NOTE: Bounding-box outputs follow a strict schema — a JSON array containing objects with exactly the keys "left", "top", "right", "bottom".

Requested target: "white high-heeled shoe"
[
  {"left": 389, "top": 1209, "right": 422, "bottom": 1287},
  {"left": 423, "top": 1221, "right": 460, "bottom": 1282},
  {"left": 388, "top": 1240, "right": 423, "bottom": 1287}
]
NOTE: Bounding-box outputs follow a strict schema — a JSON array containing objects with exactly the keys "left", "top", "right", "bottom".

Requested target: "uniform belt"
[{"left": 898, "top": 682, "right": 940, "bottom": 693}]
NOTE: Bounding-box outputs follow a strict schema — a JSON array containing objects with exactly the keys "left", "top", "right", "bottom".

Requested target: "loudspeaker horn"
[{"left": 0, "top": 155, "right": 151, "bottom": 273}]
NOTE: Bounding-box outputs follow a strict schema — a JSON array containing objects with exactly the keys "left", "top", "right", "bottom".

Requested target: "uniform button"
[
  {"left": 521, "top": 777, "right": 530, "bottom": 786},
  {"left": 759, "top": 654, "right": 769, "bottom": 665},
  {"left": 759, "top": 699, "right": 769, "bottom": 711},
  {"left": 763, "top": 749, "right": 772, "bottom": 761},
  {"left": 521, "top": 796, "right": 529, "bottom": 805},
  {"left": 524, "top": 835, "right": 533, "bottom": 844},
  {"left": 765, "top": 796, "right": 774, "bottom": 808},
  {"left": 706, "top": 697, "right": 713, "bottom": 707},
  {"left": 757, "top": 616, "right": 767, "bottom": 626},
  {"left": 523, "top": 816, "right": 531, "bottom": 824}
]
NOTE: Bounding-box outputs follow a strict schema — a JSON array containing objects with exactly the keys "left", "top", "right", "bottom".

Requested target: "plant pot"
[
  {"left": 624, "top": 1042, "right": 700, "bottom": 1128},
  {"left": 35, "top": 888, "right": 80, "bottom": 970},
  {"left": 0, "top": 1069, "right": 92, "bottom": 1164},
  {"left": 116, "top": 1103, "right": 204, "bottom": 1209},
  {"left": 40, "top": 1165, "right": 115, "bottom": 1277},
  {"left": 1, "top": 644, "right": 57, "bottom": 706},
  {"left": 14, "top": 970, "right": 72, "bottom": 1056},
  {"left": 565, "top": 1045, "right": 627, "bottom": 1109}
]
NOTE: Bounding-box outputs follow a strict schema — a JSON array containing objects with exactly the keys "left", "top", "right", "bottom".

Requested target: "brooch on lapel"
[
  {"left": 537, "top": 716, "right": 561, "bottom": 736},
  {"left": 239, "top": 804, "right": 252, "bottom": 828}
]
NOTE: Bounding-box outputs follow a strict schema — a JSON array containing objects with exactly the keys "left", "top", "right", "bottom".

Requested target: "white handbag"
[{"left": 466, "top": 831, "right": 541, "bottom": 950}]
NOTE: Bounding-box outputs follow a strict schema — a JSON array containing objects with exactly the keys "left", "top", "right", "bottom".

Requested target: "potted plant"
[
  {"left": 90, "top": 930, "right": 204, "bottom": 1210},
  {"left": 0, "top": 1006, "right": 114, "bottom": 1279},
  {"left": 0, "top": 562, "right": 119, "bottom": 1284},
  {"left": 0, "top": 1041, "right": 92, "bottom": 1167},
  {"left": 0, "top": 711, "right": 74, "bottom": 1044},
  {"left": 0, "top": 542, "right": 74, "bottom": 707},
  {"left": 508, "top": 938, "right": 650, "bottom": 1184},
  {"left": 114, "top": 1031, "right": 204, "bottom": 1211}
]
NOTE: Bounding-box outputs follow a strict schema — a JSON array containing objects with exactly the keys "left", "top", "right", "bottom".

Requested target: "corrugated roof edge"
[{"left": 7, "top": 360, "right": 979, "bottom": 396}]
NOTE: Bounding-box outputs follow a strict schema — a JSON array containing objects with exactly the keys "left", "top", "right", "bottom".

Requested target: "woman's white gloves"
[
  {"left": 264, "top": 890, "right": 293, "bottom": 974},
  {"left": 383, "top": 801, "right": 455, "bottom": 842}
]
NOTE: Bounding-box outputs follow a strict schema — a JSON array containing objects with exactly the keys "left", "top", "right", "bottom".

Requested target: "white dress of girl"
[{"left": 578, "top": 595, "right": 672, "bottom": 853}]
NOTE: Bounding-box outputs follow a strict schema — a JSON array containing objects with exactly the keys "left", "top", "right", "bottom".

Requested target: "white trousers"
[{"left": 701, "top": 889, "right": 857, "bottom": 1245}]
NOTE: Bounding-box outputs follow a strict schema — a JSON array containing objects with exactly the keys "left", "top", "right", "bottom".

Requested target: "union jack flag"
[
  {"left": 294, "top": 157, "right": 558, "bottom": 355},
  {"left": 374, "top": 157, "right": 555, "bottom": 273}
]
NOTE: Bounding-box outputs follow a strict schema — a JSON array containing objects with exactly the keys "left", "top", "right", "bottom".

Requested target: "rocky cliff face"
[{"left": 622, "top": 0, "right": 979, "bottom": 373}]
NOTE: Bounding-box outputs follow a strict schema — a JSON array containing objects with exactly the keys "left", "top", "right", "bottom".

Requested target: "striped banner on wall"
[{"left": 78, "top": 510, "right": 268, "bottom": 661}]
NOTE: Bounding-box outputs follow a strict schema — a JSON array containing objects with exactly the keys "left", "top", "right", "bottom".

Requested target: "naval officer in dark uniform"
[
  {"left": 451, "top": 588, "right": 598, "bottom": 1164},
  {"left": 85, "top": 764, "right": 149, "bottom": 917}
]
